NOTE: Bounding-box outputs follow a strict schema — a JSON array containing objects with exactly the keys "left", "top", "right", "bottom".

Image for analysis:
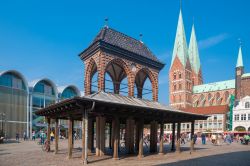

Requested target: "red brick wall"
[{"left": 241, "top": 76, "right": 250, "bottom": 98}]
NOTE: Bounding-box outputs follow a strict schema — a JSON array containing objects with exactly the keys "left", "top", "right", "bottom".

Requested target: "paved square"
[{"left": 0, "top": 140, "right": 249, "bottom": 166}]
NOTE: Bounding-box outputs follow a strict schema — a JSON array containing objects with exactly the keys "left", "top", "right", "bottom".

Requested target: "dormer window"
[{"left": 245, "top": 102, "right": 250, "bottom": 108}]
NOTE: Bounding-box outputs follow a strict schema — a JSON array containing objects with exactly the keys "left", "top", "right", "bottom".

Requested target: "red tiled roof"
[{"left": 182, "top": 105, "right": 229, "bottom": 115}]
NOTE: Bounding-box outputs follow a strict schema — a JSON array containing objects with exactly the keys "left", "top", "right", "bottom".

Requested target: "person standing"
[
  {"left": 193, "top": 134, "right": 197, "bottom": 144},
  {"left": 16, "top": 133, "right": 19, "bottom": 142},
  {"left": 23, "top": 131, "right": 27, "bottom": 141},
  {"left": 32, "top": 131, "right": 36, "bottom": 141},
  {"left": 50, "top": 132, "right": 54, "bottom": 142},
  {"left": 201, "top": 133, "right": 206, "bottom": 145}
]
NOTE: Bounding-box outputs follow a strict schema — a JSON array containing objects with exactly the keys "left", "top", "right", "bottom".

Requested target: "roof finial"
[
  {"left": 139, "top": 33, "right": 143, "bottom": 43},
  {"left": 238, "top": 38, "right": 242, "bottom": 47},
  {"left": 180, "top": 0, "right": 182, "bottom": 11},
  {"left": 104, "top": 18, "right": 109, "bottom": 28}
]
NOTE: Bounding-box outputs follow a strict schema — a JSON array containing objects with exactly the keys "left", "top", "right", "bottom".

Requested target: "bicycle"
[{"left": 42, "top": 140, "right": 50, "bottom": 152}]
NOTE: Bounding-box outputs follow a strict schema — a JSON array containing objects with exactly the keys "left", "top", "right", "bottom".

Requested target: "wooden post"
[
  {"left": 171, "top": 122, "right": 175, "bottom": 151},
  {"left": 68, "top": 118, "right": 73, "bottom": 159},
  {"left": 176, "top": 122, "right": 181, "bottom": 153},
  {"left": 55, "top": 118, "right": 59, "bottom": 154},
  {"left": 150, "top": 121, "right": 158, "bottom": 153},
  {"left": 109, "top": 122, "right": 112, "bottom": 149},
  {"left": 81, "top": 114, "right": 85, "bottom": 160},
  {"left": 84, "top": 109, "right": 89, "bottom": 165},
  {"left": 190, "top": 121, "right": 195, "bottom": 152},
  {"left": 95, "top": 116, "right": 100, "bottom": 156},
  {"left": 46, "top": 117, "right": 51, "bottom": 152},
  {"left": 135, "top": 121, "right": 139, "bottom": 152},
  {"left": 159, "top": 122, "right": 164, "bottom": 154},
  {"left": 138, "top": 118, "right": 144, "bottom": 158},
  {"left": 100, "top": 117, "right": 106, "bottom": 156},
  {"left": 125, "top": 118, "right": 130, "bottom": 154},
  {"left": 72, "top": 120, "right": 74, "bottom": 148},
  {"left": 88, "top": 118, "right": 93, "bottom": 154},
  {"left": 113, "top": 116, "right": 120, "bottom": 160},
  {"left": 129, "top": 119, "right": 135, "bottom": 154}
]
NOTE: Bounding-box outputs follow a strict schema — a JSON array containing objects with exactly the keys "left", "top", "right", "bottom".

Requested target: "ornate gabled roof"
[
  {"left": 236, "top": 46, "right": 243, "bottom": 67},
  {"left": 193, "top": 79, "right": 235, "bottom": 94},
  {"left": 79, "top": 27, "right": 164, "bottom": 70},
  {"left": 188, "top": 24, "right": 201, "bottom": 74},
  {"left": 171, "top": 10, "right": 189, "bottom": 68}
]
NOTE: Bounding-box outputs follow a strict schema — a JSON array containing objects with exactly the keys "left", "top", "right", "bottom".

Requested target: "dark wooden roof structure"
[
  {"left": 36, "top": 91, "right": 208, "bottom": 123},
  {"left": 79, "top": 27, "right": 165, "bottom": 70}
]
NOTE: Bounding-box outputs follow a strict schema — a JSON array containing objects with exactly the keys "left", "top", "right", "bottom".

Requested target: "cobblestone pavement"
[{"left": 0, "top": 139, "right": 249, "bottom": 166}]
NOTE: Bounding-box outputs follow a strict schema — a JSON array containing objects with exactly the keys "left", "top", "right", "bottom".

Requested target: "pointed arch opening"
[
  {"left": 134, "top": 68, "right": 154, "bottom": 100},
  {"left": 104, "top": 58, "right": 130, "bottom": 96}
]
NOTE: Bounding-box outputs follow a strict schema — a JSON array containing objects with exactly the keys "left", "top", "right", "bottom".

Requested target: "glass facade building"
[
  {"left": 29, "top": 79, "right": 58, "bottom": 134},
  {"left": 0, "top": 70, "right": 29, "bottom": 138},
  {"left": 0, "top": 70, "right": 81, "bottom": 138}
]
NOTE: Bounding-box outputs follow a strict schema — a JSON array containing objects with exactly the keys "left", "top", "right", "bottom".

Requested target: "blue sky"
[{"left": 0, "top": 0, "right": 250, "bottom": 104}]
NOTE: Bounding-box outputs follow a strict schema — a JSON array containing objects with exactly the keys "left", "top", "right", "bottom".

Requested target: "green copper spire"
[
  {"left": 188, "top": 24, "right": 201, "bottom": 74},
  {"left": 236, "top": 46, "right": 243, "bottom": 67},
  {"left": 171, "top": 9, "right": 188, "bottom": 67}
]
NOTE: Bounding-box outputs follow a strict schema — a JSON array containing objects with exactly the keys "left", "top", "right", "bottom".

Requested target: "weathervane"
[
  {"left": 104, "top": 18, "right": 109, "bottom": 28},
  {"left": 139, "top": 33, "right": 143, "bottom": 43}
]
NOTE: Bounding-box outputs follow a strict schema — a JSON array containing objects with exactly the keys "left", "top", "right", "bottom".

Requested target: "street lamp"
[{"left": 0, "top": 113, "right": 6, "bottom": 136}]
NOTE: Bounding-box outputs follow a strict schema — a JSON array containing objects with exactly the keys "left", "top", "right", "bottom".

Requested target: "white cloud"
[{"left": 198, "top": 33, "right": 230, "bottom": 49}]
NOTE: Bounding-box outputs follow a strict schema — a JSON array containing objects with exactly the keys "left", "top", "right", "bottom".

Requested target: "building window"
[
  {"left": 174, "top": 73, "right": 176, "bottom": 80},
  {"left": 179, "top": 83, "right": 182, "bottom": 90},
  {"left": 214, "top": 115, "right": 217, "bottom": 120},
  {"left": 199, "top": 124, "right": 203, "bottom": 129},
  {"left": 248, "top": 114, "right": 250, "bottom": 121},
  {"left": 186, "top": 124, "right": 190, "bottom": 129},
  {"left": 179, "top": 73, "right": 182, "bottom": 79},
  {"left": 174, "top": 84, "right": 177, "bottom": 91},
  {"left": 241, "top": 114, "right": 246, "bottom": 121},
  {"left": 245, "top": 102, "right": 250, "bottom": 108},
  {"left": 182, "top": 124, "right": 185, "bottom": 129},
  {"left": 235, "top": 114, "right": 239, "bottom": 121}
]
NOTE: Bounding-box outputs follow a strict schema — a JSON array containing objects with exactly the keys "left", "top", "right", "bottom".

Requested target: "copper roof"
[{"left": 183, "top": 105, "right": 229, "bottom": 115}]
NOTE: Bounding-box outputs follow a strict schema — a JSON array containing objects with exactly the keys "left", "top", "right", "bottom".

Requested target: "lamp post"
[{"left": 0, "top": 113, "right": 6, "bottom": 136}]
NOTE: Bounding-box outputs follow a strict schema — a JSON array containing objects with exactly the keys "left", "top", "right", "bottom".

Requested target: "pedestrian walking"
[
  {"left": 16, "top": 133, "right": 19, "bottom": 142},
  {"left": 23, "top": 131, "right": 27, "bottom": 141}
]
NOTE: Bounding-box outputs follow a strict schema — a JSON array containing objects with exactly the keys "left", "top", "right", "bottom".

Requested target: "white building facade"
[{"left": 233, "top": 96, "right": 250, "bottom": 131}]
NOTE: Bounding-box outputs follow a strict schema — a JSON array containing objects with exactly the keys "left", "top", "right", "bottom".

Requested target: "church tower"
[
  {"left": 169, "top": 9, "right": 192, "bottom": 109},
  {"left": 235, "top": 46, "right": 244, "bottom": 102},
  {"left": 188, "top": 24, "right": 203, "bottom": 86}
]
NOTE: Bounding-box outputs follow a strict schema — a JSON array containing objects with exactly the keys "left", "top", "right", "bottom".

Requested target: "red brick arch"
[
  {"left": 84, "top": 58, "right": 98, "bottom": 95},
  {"left": 104, "top": 58, "right": 133, "bottom": 96},
  {"left": 134, "top": 67, "right": 158, "bottom": 101}
]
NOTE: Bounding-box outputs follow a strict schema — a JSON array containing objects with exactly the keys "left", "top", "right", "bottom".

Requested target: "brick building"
[{"left": 168, "top": 9, "right": 250, "bottom": 133}]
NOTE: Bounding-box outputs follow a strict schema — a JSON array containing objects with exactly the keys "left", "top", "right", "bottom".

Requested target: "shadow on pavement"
[{"left": 155, "top": 151, "right": 250, "bottom": 166}]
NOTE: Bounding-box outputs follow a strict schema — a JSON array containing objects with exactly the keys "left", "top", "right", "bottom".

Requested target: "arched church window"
[
  {"left": 173, "top": 73, "right": 176, "bottom": 80},
  {"left": 174, "top": 84, "right": 177, "bottom": 91},
  {"left": 179, "top": 73, "right": 182, "bottom": 79},
  {"left": 245, "top": 102, "right": 250, "bottom": 108},
  {"left": 179, "top": 83, "right": 182, "bottom": 90}
]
